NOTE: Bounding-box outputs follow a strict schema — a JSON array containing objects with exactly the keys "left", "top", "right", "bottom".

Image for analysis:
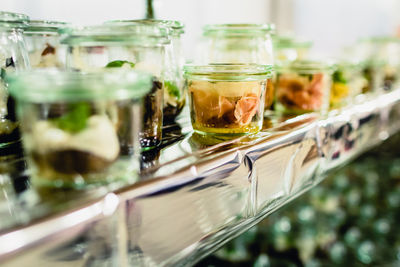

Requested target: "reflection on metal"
[{"left": 1, "top": 89, "right": 400, "bottom": 266}]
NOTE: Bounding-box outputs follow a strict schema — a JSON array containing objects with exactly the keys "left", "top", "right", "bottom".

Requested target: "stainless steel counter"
[{"left": 1, "top": 89, "right": 400, "bottom": 267}]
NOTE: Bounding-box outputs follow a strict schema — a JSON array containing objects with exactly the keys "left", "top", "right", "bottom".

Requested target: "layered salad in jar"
[
  {"left": 330, "top": 62, "right": 366, "bottom": 108},
  {"left": 0, "top": 54, "right": 20, "bottom": 146},
  {"left": 105, "top": 60, "right": 163, "bottom": 149},
  {"left": 275, "top": 60, "right": 333, "bottom": 115},
  {"left": 7, "top": 71, "right": 152, "bottom": 189}
]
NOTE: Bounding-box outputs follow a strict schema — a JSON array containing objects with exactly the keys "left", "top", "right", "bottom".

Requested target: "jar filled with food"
[
  {"left": 275, "top": 60, "right": 334, "bottom": 115},
  {"left": 60, "top": 24, "right": 169, "bottom": 149},
  {"left": 24, "top": 20, "right": 68, "bottom": 69},
  {"left": 358, "top": 37, "right": 400, "bottom": 92},
  {"left": 0, "top": 11, "right": 30, "bottom": 149},
  {"left": 198, "top": 24, "right": 275, "bottom": 65},
  {"left": 330, "top": 62, "right": 366, "bottom": 109},
  {"left": 7, "top": 70, "right": 152, "bottom": 190},
  {"left": 107, "top": 19, "right": 186, "bottom": 124},
  {"left": 273, "top": 35, "right": 312, "bottom": 63},
  {"left": 184, "top": 64, "right": 273, "bottom": 135}
]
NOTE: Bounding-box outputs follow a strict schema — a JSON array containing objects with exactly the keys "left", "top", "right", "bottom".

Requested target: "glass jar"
[
  {"left": 358, "top": 37, "right": 400, "bottom": 92},
  {"left": 107, "top": 19, "right": 186, "bottom": 123},
  {"left": 330, "top": 62, "right": 366, "bottom": 109},
  {"left": 360, "top": 60, "right": 384, "bottom": 94},
  {"left": 273, "top": 35, "right": 313, "bottom": 63},
  {"left": 198, "top": 24, "right": 275, "bottom": 65},
  {"left": 0, "top": 11, "right": 30, "bottom": 148},
  {"left": 7, "top": 70, "right": 152, "bottom": 190},
  {"left": 24, "top": 20, "right": 68, "bottom": 69},
  {"left": 275, "top": 60, "right": 334, "bottom": 115},
  {"left": 184, "top": 64, "right": 273, "bottom": 135},
  {"left": 60, "top": 24, "right": 169, "bottom": 149}
]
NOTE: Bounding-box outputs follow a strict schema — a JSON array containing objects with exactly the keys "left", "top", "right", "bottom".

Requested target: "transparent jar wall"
[
  {"left": 358, "top": 40, "right": 400, "bottom": 92},
  {"left": 17, "top": 98, "right": 141, "bottom": 190},
  {"left": 187, "top": 78, "right": 268, "bottom": 135},
  {"left": 163, "top": 35, "right": 186, "bottom": 123},
  {"left": 0, "top": 29, "right": 29, "bottom": 146},
  {"left": 24, "top": 33, "right": 66, "bottom": 69},
  {"left": 360, "top": 62, "right": 384, "bottom": 94},
  {"left": 275, "top": 71, "right": 332, "bottom": 115},
  {"left": 197, "top": 35, "right": 274, "bottom": 65},
  {"left": 380, "top": 42, "right": 400, "bottom": 91},
  {"left": 274, "top": 46, "right": 311, "bottom": 63},
  {"left": 66, "top": 45, "right": 164, "bottom": 149}
]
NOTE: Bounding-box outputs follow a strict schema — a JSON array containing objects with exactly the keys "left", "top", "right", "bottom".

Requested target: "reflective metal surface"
[{"left": 1, "top": 89, "right": 400, "bottom": 266}]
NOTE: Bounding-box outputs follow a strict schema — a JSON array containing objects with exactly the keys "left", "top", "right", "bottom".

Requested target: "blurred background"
[{"left": 2, "top": 0, "right": 400, "bottom": 59}]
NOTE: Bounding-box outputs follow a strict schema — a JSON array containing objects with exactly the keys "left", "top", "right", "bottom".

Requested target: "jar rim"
[
  {"left": 60, "top": 24, "right": 170, "bottom": 45},
  {"left": 276, "top": 60, "right": 335, "bottom": 73},
  {"left": 273, "top": 35, "right": 313, "bottom": 49},
  {"left": 25, "top": 20, "right": 69, "bottom": 33},
  {"left": 0, "top": 11, "right": 29, "bottom": 28},
  {"left": 7, "top": 70, "right": 153, "bottom": 102},
  {"left": 184, "top": 63, "right": 274, "bottom": 80},
  {"left": 359, "top": 36, "right": 400, "bottom": 44},
  {"left": 203, "top": 23, "right": 275, "bottom": 37},
  {"left": 107, "top": 19, "right": 185, "bottom": 35}
]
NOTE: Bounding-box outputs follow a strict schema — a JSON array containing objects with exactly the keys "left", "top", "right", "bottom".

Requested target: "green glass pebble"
[
  {"left": 357, "top": 241, "right": 375, "bottom": 264},
  {"left": 253, "top": 254, "right": 270, "bottom": 267},
  {"left": 329, "top": 242, "right": 347, "bottom": 263},
  {"left": 344, "top": 227, "right": 361, "bottom": 248},
  {"left": 373, "top": 218, "right": 390, "bottom": 234}
]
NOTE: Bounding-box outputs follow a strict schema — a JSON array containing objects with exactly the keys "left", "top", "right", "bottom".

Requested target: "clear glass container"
[
  {"left": 24, "top": 20, "right": 68, "bottom": 69},
  {"left": 7, "top": 70, "right": 152, "bottom": 190},
  {"left": 106, "top": 19, "right": 186, "bottom": 124},
  {"left": 184, "top": 64, "right": 273, "bottom": 135},
  {"left": 273, "top": 35, "right": 312, "bottom": 63},
  {"left": 275, "top": 60, "right": 333, "bottom": 115},
  {"left": 358, "top": 37, "right": 400, "bottom": 92},
  {"left": 60, "top": 24, "right": 169, "bottom": 149},
  {"left": 198, "top": 24, "right": 275, "bottom": 65},
  {"left": 0, "top": 11, "right": 30, "bottom": 148},
  {"left": 330, "top": 62, "right": 366, "bottom": 109}
]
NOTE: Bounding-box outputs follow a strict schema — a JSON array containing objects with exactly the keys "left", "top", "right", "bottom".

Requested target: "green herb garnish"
[
  {"left": 333, "top": 70, "right": 347, "bottom": 84},
  {"left": 53, "top": 103, "right": 91, "bottom": 133},
  {"left": 105, "top": 60, "right": 135, "bottom": 68},
  {"left": 165, "top": 80, "right": 180, "bottom": 98}
]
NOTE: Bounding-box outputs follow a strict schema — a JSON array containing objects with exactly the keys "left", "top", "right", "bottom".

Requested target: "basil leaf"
[
  {"left": 52, "top": 103, "right": 90, "bottom": 133},
  {"left": 165, "top": 80, "right": 180, "bottom": 98},
  {"left": 105, "top": 60, "right": 135, "bottom": 68}
]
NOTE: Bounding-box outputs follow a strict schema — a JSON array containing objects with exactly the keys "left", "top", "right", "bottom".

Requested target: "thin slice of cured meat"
[
  {"left": 234, "top": 93, "right": 259, "bottom": 126},
  {"left": 218, "top": 96, "right": 235, "bottom": 118}
]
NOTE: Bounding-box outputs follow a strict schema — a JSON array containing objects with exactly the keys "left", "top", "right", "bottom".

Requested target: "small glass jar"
[
  {"left": 330, "top": 62, "right": 366, "bottom": 109},
  {"left": 106, "top": 19, "right": 186, "bottom": 123},
  {"left": 358, "top": 37, "right": 400, "bottom": 92},
  {"left": 0, "top": 11, "right": 30, "bottom": 148},
  {"left": 273, "top": 35, "right": 312, "bottom": 63},
  {"left": 275, "top": 60, "right": 333, "bottom": 115},
  {"left": 198, "top": 24, "right": 275, "bottom": 65},
  {"left": 184, "top": 64, "right": 273, "bottom": 135},
  {"left": 24, "top": 20, "right": 68, "bottom": 69},
  {"left": 60, "top": 24, "right": 170, "bottom": 149},
  {"left": 7, "top": 70, "right": 152, "bottom": 190}
]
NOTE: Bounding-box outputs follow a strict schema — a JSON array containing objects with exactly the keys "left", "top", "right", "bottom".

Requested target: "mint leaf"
[
  {"left": 165, "top": 80, "right": 180, "bottom": 99},
  {"left": 105, "top": 60, "right": 135, "bottom": 68},
  {"left": 53, "top": 103, "right": 90, "bottom": 133}
]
